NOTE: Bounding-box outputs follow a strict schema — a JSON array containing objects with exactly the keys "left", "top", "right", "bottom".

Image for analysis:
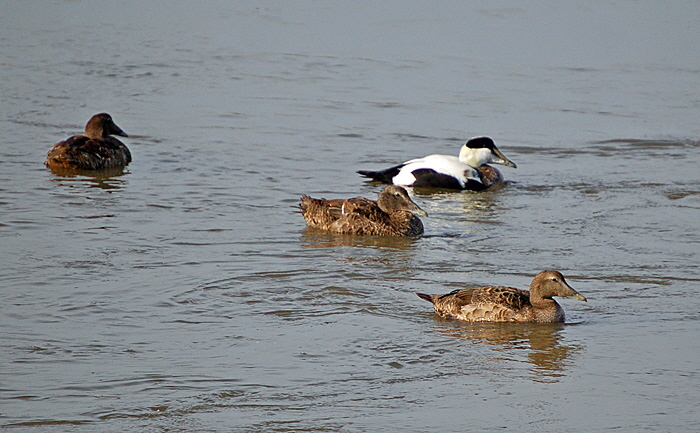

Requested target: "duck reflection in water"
[
  {"left": 48, "top": 166, "right": 129, "bottom": 191},
  {"left": 434, "top": 321, "right": 583, "bottom": 382},
  {"left": 300, "top": 230, "right": 420, "bottom": 250}
]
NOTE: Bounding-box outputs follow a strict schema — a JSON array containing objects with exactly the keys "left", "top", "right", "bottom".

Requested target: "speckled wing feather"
[
  {"left": 337, "top": 197, "right": 376, "bottom": 217},
  {"left": 471, "top": 286, "right": 530, "bottom": 309},
  {"left": 430, "top": 288, "right": 477, "bottom": 318},
  {"left": 330, "top": 197, "right": 392, "bottom": 235},
  {"left": 299, "top": 196, "right": 344, "bottom": 229},
  {"left": 335, "top": 198, "right": 423, "bottom": 236}
]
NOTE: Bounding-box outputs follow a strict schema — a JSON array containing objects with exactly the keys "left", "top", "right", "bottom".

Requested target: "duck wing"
[
  {"left": 358, "top": 154, "right": 483, "bottom": 189},
  {"left": 330, "top": 197, "right": 394, "bottom": 235},
  {"left": 46, "top": 136, "right": 131, "bottom": 170},
  {"left": 412, "top": 288, "right": 474, "bottom": 317},
  {"left": 408, "top": 168, "right": 483, "bottom": 189},
  {"left": 299, "top": 196, "right": 346, "bottom": 229},
  {"left": 300, "top": 195, "right": 387, "bottom": 234},
  {"left": 393, "top": 155, "right": 481, "bottom": 188},
  {"left": 418, "top": 286, "right": 531, "bottom": 321},
  {"left": 471, "top": 286, "right": 530, "bottom": 310},
  {"left": 337, "top": 197, "right": 377, "bottom": 216}
]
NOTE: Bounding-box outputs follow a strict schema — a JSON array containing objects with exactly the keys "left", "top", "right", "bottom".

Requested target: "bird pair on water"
[{"left": 300, "top": 135, "right": 517, "bottom": 236}]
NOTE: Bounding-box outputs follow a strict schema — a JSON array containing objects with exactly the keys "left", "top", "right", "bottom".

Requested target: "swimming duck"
[
  {"left": 357, "top": 136, "right": 516, "bottom": 190},
  {"left": 415, "top": 270, "right": 587, "bottom": 323},
  {"left": 299, "top": 185, "right": 428, "bottom": 236},
  {"left": 45, "top": 113, "right": 131, "bottom": 170}
]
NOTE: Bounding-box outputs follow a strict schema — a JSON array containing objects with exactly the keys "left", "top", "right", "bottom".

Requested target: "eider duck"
[
  {"left": 415, "top": 270, "right": 587, "bottom": 323},
  {"left": 45, "top": 113, "right": 131, "bottom": 170},
  {"left": 300, "top": 185, "right": 428, "bottom": 236},
  {"left": 357, "top": 136, "right": 516, "bottom": 190}
]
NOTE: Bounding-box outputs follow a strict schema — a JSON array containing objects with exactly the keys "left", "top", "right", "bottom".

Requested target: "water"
[{"left": 2, "top": 1, "right": 700, "bottom": 431}]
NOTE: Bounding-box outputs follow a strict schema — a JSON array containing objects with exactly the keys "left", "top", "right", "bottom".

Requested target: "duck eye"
[{"left": 551, "top": 277, "right": 558, "bottom": 282}]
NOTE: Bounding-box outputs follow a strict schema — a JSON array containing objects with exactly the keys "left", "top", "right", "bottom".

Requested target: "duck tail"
[
  {"left": 414, "top": 292, "right": 435, "bottom": 304},
  {"left": 357, "top": 164, "right": 404, "bottom": 184}
]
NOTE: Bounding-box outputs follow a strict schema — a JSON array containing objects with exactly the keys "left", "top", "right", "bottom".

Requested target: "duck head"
[
  {"left": 531, "top": 270, "right": 587, "bottom": 302},
  {"left": 458, "top": 136, "right": 517, "bottom": 169},
  {"left": 85, "top": 113, "right": 128, "bottom": 139},
  {"left": 377, "top": 185, "right": 428, "bottom": 216}
]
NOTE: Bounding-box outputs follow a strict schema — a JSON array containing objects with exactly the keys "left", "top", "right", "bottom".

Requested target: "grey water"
[{"left": 2, "top": 1, "right": 700, "bottom": 432}]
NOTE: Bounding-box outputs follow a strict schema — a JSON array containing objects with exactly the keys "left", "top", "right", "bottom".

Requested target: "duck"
[
  {"left": 357, "top": 136, "right": 516, "bottom": 190},
  {"left": 45, "top": 113, "right": 131, "bottom": 170},
  {"left": 299, "top": 185, "right": 428, "bottom": 236},
  {"left": 415, "top": 270, "right": 587, "bottom": 323}
]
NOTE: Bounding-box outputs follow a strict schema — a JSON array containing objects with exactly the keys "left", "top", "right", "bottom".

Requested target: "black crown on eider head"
[{"left": 465, "top": 136, "right": 496, "bottom": 149}]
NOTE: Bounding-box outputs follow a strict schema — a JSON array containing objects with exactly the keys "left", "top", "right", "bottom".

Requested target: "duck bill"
[
  {"left": 111, "top": 122, "right": 129, "bottom": 137},
  {"left": 564, "top": 284, "right": 587, "bottom": 302},
  {"left": 411, "top": 202, "right": 428, "bottom": 217},
  {"left": 491, "top": 147, "right": 517, "bottom": 168}
]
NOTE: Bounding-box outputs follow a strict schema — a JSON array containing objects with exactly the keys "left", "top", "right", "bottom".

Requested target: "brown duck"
[
  {"left": 45, "top": 113, "right": 131, "bottom": 170},
  {"left": 300, "top": 185, "right": 427, "bottom": 236},
  {"left": 415, "top": 270, "right": 587, "bottom": 323}
]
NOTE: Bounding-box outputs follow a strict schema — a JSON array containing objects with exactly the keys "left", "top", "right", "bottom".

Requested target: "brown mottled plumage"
[
  {"left": 476, "top": 165, "right": 505, "bottom": 189},
  {"left": 415, "top": 270, "right": 587, "bottom": 323},
  {"left": 299, "top": 185, "right": 427, "bottom": 236},
  {"left": 45, "top": 113, "right": 131, "bottom": 170}
]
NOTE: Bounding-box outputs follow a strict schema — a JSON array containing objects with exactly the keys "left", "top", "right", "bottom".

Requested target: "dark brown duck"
[
  {"left": 45, "top": 113, "right": 131, "bottom": 170},
  {"left": 415, "top": 270, "right": 587, "bottom": 323},
  {"left": 300, "top": 185, "right": 427, "bottom": 236}
]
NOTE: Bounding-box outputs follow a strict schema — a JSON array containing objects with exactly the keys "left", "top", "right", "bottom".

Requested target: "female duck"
[
  {"left": 415, "top": 270, "right": 587, "bottom": 323},
  {"left": 357, "top": 136, "right": 516, "bottom": 190},
  {"left": 300, "top": 185, "right": 428, "bottom": 236},
  {"left": 45, "top": 113, "right": 131, "bottom": 170}
]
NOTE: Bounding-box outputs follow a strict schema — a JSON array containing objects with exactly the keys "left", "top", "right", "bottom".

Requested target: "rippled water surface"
[{"left": 2, "top": 2, "right": 700, "bottom": 432}]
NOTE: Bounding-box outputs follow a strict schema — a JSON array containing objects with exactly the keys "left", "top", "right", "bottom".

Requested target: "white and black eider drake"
[{"left": 357, "top": 136, "right": 517, "bottom": 190}]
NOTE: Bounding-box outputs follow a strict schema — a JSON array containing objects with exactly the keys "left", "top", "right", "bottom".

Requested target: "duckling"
[
  {"left": 415, "top": 270, "right": 587, "bottom": 323},
  {"left": 45, "top": 113, "right": 131, "bottom": 170},
  {"left": 357, "top": 136, "right": 516, "bottom": 190},
  {"left": 300, "top": 185, "right": 427, "bottom": 236}
]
